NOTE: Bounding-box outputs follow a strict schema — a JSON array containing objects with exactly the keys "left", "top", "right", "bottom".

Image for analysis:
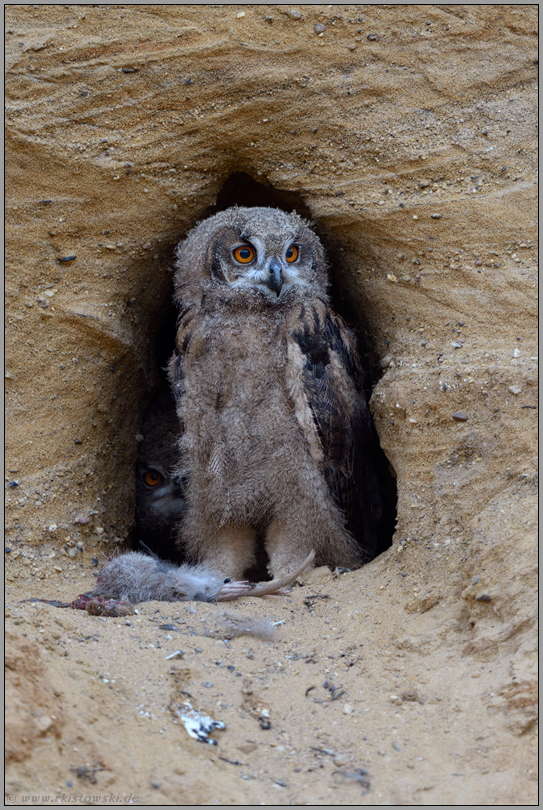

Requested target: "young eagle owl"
[
  {"left": 135, "top": 382, "right": 186, "bottom": 562},
  {"left": 169, "top": 206, "right": 383, "bottom": 579}
]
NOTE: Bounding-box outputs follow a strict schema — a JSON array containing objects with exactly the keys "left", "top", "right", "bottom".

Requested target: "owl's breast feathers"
[
  {"left": 171, "top": 292, "right": 382, "bottom": 559},
  {"left": 287, "top": 299, "right": 382, "bottom": 560}
]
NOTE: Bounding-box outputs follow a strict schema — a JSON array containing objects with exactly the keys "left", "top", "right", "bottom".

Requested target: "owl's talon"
[{"left": 216, "top": 580, "right": 251, "bottom": 601}]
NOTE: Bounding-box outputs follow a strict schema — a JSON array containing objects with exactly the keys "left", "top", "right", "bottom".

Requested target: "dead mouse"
[{"left": 94, "top": 550, "right": 315, "bottom": 604}]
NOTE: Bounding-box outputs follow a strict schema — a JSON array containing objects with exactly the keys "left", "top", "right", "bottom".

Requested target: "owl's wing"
[
  {"left": 168, "top": 304, "right": 193, "bottom": 432},
  {"left": 291, "top": 303, "right": 383, "bottom": 562}
]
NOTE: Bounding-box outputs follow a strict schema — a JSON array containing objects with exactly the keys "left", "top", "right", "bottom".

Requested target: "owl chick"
[
  {"left": 169, "top": 206, "right": 383, "bottom": 580},
  {"left": 135, "top": 382, "right": 186, "bottom": 561}
]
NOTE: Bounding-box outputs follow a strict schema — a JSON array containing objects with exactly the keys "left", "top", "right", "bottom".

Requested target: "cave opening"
[{"left": 135, "top": 172, "right": 396, "bottom": 570}]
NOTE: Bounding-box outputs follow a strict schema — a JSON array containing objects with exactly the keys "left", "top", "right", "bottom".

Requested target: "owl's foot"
[{"left": 215, "top": 580, "right": 251, "bottom": 601}]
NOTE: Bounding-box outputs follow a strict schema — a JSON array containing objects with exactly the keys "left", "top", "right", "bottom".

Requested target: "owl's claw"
[{"left": 216, "top": 580, "right": 251, "bottom": 601}]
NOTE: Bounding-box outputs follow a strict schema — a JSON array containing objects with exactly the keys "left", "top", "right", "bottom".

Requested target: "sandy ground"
[
  {"left": 5, "top": 5, "right": 538, "bottom": 805},
  {"left": 5, "top": 549, "right": 538, "bottom": 806}
]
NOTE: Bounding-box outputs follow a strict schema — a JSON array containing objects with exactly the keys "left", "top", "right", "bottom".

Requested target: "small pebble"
[
  {"left": 343, "top": 704, "right": 354, "bottom": 715},
  {"left": 58, "top": 255, "right": 77, "bottom": 263},
  {"left": 288, "top": 8, "right": 301, "bottom": 19},
  {"left": 475, "top": 593, "right": 492, "bottom": 602},
  {"left": 165, "top": 650, "right": 184, "bottom": 660},
  {"left": 314, "top": 23, "right": 326, "bottom": 34},
  {"left": 431, "top": 214, "right": 442, "bottom": 219},
  {"left": 508, "top": 385, "right": 522, "bottom": 395},
  {"left": 380, "top": 354, "right": 393, "bottom": 368},
  {"left": 236, "top": 11, "right": 245, "bottom": 18},
  {"left": 387, "top": 274, "right": 398, "bottom": 283},
  {"left": 122, "top": 66, "right": 138, "bottom": 73},
  {"left": 367, "top": 33, "right": 379, "bottom": 41},
  {"left": 452, "top": 411, "right": 468, "bottom": 422}
]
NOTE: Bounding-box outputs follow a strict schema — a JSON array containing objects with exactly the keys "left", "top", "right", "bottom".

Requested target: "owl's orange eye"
[
  {"left": 144, "top": 470, "right": 163, "bottom": 487},
  {"left": 286, "top": 245, "right": 299, "bottom": 262},
  {"left": 233, "top": 245, "right": 255, "bottom": 264}
]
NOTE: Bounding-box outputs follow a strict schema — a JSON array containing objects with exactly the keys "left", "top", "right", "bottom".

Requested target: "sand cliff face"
[{"left": 5, "top": 5, "right": 538, "bottom": 805}]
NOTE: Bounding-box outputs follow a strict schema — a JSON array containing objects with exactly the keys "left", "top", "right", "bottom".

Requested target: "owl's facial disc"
[{"left": 230, "top": 235, "right": 308, "bottom": 300}]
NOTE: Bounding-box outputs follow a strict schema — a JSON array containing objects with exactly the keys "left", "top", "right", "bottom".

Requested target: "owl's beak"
[{"left": 266, "top": 260, "right": 283, "bottom": 297}]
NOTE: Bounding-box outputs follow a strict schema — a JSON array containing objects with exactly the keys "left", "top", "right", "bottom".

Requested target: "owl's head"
[
  {"left": 175, "top": 207, "right": 329, "bottom": 305},
  {"left": 135, "top": 383, "right": 185, "bottom": 546},
  {"left": 136, "top": 463, "right": 186, "bottom": 524}
]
